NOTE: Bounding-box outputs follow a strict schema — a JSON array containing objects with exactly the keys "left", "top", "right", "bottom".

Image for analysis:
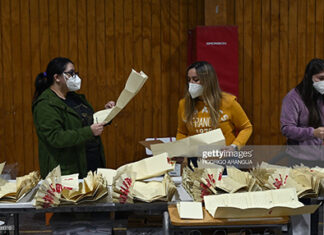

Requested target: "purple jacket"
[{"left": 280, "top": 88, "right": 324, "bottom": 160}]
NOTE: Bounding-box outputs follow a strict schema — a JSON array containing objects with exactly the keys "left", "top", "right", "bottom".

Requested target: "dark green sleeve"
[{"left": 33, "top": 100, "right": 94, "bottom": 148}]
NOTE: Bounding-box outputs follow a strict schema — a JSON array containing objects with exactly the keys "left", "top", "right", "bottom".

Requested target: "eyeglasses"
[{"left": 63, "top": 70, "right": 78, "bottom": 78}]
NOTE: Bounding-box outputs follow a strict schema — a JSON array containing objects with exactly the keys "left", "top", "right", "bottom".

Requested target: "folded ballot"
[
  {"left": 204, "top": 188, "right": 320, "bottom": 218},
  {"left": 132, "top": 174, "right": 176, "bottom": 202},
  {"left": 0, "top": 166, "right": 40, "bottom": 202},
  {"left": 112, "top": 170, "right": 136, "bottom": 204},
  {"left": 93, "top": 69, "right": 148, "bottom": 124},
  {"left": 97, "top": 168, "right": 117, "bottom": 185},
  {"left": 251, "top": 162, "right": 319, "bottom": 198},
  {"left": 34, "top": 166, "right": 62, "bottom": 208},
  {"left": 34, "top": 166, "right": 108, "bottom": 208},
  {"left": 182, "top": 166, "right": 221, "bottom": 202},
  {"left": 150, "top": 129, "right": 225, "bottom": 157},
  {"left": 115, "top": 152, "right": 175, "bottom": 181},
  {"left": 60, "top": 171, "right": 108, "bottom": 204}
]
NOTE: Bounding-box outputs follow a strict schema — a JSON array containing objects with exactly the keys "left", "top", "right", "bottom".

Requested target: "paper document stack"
[
  {"left": 0, "top": 170, "right": 40, "bottom": 202},
  {"left": 60, "top": 172, "right": 108, "bottom": 204},
  {"left": 176, "top": 201, "right": 203, "bottom": 220},
  {"left": 115, "top": 152, "right": 175, "bottom": 181},
  {"left": 97, "top": 168, "right": 117, "bottom": 186},
  {"left": 132, "top": 174, "right": 176, "bottom": 203},
  {"left": 182, "top": 166, "right": 222, "bottom": 202},
  {"left": 34, "top": 166, "right": 62, "bottom": 208},
  {"left": 111, "top": 153, "right": 176, "bottom": 203},
  {"left": 250, "top": 162, "right": 319, "bottom": 198},
  {"left": 35, "top": 166, "right": 109, "bottom": 208},
  {"left": 112, "top": 171, "right": 135, "bottom": 203}
]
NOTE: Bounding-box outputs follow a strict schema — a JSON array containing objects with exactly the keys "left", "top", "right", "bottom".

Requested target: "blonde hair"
[{"left": 184, "top": 61, "right": 222, "bottom": 127}]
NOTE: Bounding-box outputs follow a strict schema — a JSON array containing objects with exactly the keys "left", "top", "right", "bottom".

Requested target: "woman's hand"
[
  {"left": 105, "top": 101, "right": 116, "bottom": 109},
  {"left": 313, "top": 127, "right": 324, "bottom": 139},
  {"left": 90, "top": 123, "right": 105, "bottom": 136}
]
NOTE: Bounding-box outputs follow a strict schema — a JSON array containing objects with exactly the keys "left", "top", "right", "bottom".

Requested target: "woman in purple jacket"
[{"left": 280, "top": 58, "right": 324, "bottom": 167}]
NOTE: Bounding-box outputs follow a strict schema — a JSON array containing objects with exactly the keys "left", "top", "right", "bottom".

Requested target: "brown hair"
[{"left": 184, "top": 61, "right": 222, "bottom": 127}]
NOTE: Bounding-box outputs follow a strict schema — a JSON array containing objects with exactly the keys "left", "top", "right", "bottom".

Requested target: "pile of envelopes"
[
  {"left": 34, "top": 166, "right": 108, "bottom": 208},
  {"left": 250, "top": 162, "right": 322, "bottom": 198},
  {"left": 132, "top": 174, "right": 176, "bottom": 203},
  {"left": 60, "top": 171, "right": 108, "bottom": 204},
  {"left": 0, "top": 162, "right": 40, "bottom": 202},
  {"left": 182, "top": 164, "right": 260, "bottom": 201},
  {"left": 98, "top": 152, "right": 177, "bottom": 203},
  {"left": 150, "top": 129, "right": 225, "bottom": 158},
  {"left": 34, "top": 166, "right": 62, "bottom": 208},
  {"left": 182, "top": 166, "right": 219, "bottom": 202}
]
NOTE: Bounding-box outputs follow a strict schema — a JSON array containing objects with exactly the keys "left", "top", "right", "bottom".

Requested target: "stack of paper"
[
  {"left": 250, "top": 162, "right": 316, "bottom": 198},
  {"left": 60, "top": 172, "right": 108, "bottom": 204},
  {"left": 97, "top": 168, "right": 116, "bottom": 185},
  {"left": 0, "top": 170, "right": 40, "bottom": 202},
  {"left": 112, "top": 171, "right": 136, "bottom": 204},
  {"left": 182, "top": 166, "right": 219, "bottom": 202},
  {"left": 93, "top": 69, "right": 148, "bottom": 124},
  {"left": 132, "top": 174, "right": 176, "bottom": 202},
  {"left": 60, "top": 173, "right": 79, "bottom": 191},
  {"left": 216, "top": 176, "right": 248, "bottom": 193},
  {"left": 176, "top": 201, "right": 203, "bottom": 220},
  {"left": 226, "top": 166, "right": 260, "bottom": 192},
  {"left": 34, "top": 166, "right": 62, "bottom": 208},
  {"left": 115, "top": 152, "right": 175, "bottom": 181}
]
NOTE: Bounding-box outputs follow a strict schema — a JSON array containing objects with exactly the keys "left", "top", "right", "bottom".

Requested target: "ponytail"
[
  {"left": 32, "top": 57, "right": 73, "bottom": 103},
  {"left": 32, "top": 72, "right": 53, "bottom": 103}
]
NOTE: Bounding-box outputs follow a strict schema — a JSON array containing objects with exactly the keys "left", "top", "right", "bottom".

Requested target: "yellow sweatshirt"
[{"left": 176, "top": 92, "right": 253, "bottom": 147}]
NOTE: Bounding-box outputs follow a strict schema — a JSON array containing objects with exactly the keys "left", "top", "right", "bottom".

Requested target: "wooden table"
[{"left": 165, "top": 204, "right": 292, "bottom": 235}]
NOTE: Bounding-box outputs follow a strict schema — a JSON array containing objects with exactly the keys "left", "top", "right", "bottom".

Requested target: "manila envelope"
[
  {"left": 150, "top": 129, "right": 225, "bottom": 157},
  {"left": 204, "top": 188, "right": 320, "bottom": 219}
]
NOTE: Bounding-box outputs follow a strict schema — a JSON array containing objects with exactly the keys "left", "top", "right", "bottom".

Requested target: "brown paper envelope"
[
  {"left": 151, "top": 129, "right": 225, "bottom": 157},
  {"left": 116, "top": 152, "right": 174, "bottom": 181},
  {"left": 0, "top": 182, "right": 16, "bottom": 199},
  {"left": 97, "top": 168, "right": 116, "bottom": 185},
  {"left": 61, "top": 174, "right": 79, "bottom": 190}
]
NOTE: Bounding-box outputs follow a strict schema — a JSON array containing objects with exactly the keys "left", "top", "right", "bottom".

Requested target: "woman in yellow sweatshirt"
[{"left": 176, "top": 61, "right": 252, "bottom": 166}]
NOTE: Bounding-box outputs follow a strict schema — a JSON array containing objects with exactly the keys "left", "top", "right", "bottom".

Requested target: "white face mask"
[
  {"left": 188, "top": 83, "right": 203, "bottom": 99},
  {"left": 64, "top": 74, "right": 81, "bottom": 91},
  {"left": 313, "top": 81, "right": 324, "bottom": 95}
]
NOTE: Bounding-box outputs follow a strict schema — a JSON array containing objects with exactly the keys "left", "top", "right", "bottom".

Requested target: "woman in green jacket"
[{"left": 32, "top": 57, "right": 114, "bottom": 178}]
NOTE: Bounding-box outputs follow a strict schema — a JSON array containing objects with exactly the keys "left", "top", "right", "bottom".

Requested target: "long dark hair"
[
  {"left": 184, "top": 61, "right": 222, "bottom": 127},
  {"left": 32, "top": 57, "right": 73, "bottom": 102},
  {"left": 296, "top": 58, "right": 324, "bottom": 128}
]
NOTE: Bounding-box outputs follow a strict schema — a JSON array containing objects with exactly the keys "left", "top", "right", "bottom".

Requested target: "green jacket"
[{"left": 32, "top": 88, "right": 106, "bottom": 178}]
